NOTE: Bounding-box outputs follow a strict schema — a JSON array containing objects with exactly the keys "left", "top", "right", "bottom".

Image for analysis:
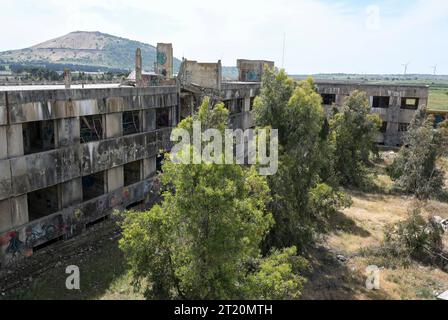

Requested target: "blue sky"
[{"left": 0, "top": 0, "right": 446, "bottom": 74}]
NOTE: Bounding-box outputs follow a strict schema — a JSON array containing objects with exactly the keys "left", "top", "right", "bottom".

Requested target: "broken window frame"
[
  {"left": 122, "top": 111, "right": 141, "bottom": 136},
  {"left": 80, "top": 115, "right": 104, "bottom": 143}
]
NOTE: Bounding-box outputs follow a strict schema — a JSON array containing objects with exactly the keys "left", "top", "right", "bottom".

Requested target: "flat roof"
[
  {"left": 0, "top": 83, "right": 122, "bottom": 92},
  {"left": 314, "top": 80, "right": 429, "bottom": 88}
]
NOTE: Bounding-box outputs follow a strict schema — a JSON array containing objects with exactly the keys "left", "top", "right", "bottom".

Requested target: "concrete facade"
[
  {"left": 0, "top": 85, "right": 179, "bottom": 267},
  {"left": 315, "top": 81, "right": 429, "bottom": 146}
]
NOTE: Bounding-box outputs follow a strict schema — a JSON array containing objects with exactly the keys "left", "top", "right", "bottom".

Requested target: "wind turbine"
[
  {"left": 401, "top": 62, "right": 410, "bottom": 75},
  {"left": 430, "top": 65, "right": 437, "bottom": 76}
]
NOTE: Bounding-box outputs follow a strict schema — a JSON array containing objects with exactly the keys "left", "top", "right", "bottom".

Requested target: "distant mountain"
[{"left": 0, "top": 31, "right": 182, "bottom": 72}]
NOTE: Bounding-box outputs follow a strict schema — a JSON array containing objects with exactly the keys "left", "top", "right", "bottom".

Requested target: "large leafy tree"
[
  {"left": 388, "top": 108, "right": 448, "bottom": 199},
  {"left": 329, "top": 91, "right": 381, "bottom": 187},
  {"left": 119, "top": 98, "right": 307, "bottom": 299},
  {"left": 254, "top": 69, "right": 350, "bottom": 250}
]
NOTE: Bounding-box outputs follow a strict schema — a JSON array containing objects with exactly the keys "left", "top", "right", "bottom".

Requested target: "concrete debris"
[{"left": 336, "top": 255, "right": 348, "bottom": 263}]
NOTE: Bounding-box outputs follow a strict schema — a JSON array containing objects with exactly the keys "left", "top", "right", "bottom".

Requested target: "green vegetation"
[
  {"left": 388, "top": 109, "right": 448, "bottom": 199},
  {"left": 254, "top": 70, "right": 350, "bottom": 250},
  {"left": 329, "top": 91, "right": 381, "bottom": 187},
  {"left": 119, "top": 98, "right": 308, "bottom": 300},
  {"left": 381, "top": 206, "right": 445, "bottom": 267}
]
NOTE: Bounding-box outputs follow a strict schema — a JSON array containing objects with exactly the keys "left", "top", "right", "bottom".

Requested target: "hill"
[{"left": 0, "top": 31, "right": 182, "bottom": 72}]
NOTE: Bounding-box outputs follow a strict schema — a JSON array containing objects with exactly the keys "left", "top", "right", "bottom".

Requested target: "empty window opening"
[
  {"left": 22, "top": 120, "right": 55, "bottom": 155},
  {"left": 321, "top": 94, "right": 336, "bottom": 105},
  {"left": 82, "top": 172, "right": 105, "bottom": 202},
  {"left": 380, "top": 121, "right": 388, "bottom": 133},
  {"left": 80, "top": 115, "right": 103, "bottom": 143},
  {"left": 123, "top": 111, "right": 141, "bottom": 136},
  {"left": 156, "top": 108, "right": 171, "bottom": 129},
  {"left": 401, "top": 97, "right": 419, "bottom": 110},
  {"left": 124, "top": 160, "right": 142, "bottom": 187},
  {"left": 27, "top": 185, "right": 60, "bottom": 221},
  {"left": 250, "top": 97, "right": 256, "bottom": 111},
  {"left": 399, "top": 123, "right": 410, "bottom": 132},
  {"left": 86, "top": 215, "right": 109, "bottom": 229},
  {"left": 372, "top": 96, "right": 390, "bottom": 109}
]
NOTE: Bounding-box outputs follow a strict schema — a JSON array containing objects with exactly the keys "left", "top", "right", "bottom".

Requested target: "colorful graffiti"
[
  {"left": 157, "top": 52, "right": 167, "bottom": 66},
  {"left": 5, "top": 231, "right": 23, "bottom": 256}
]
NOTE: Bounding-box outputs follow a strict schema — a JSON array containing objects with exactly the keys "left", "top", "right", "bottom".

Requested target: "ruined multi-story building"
[
  {"left": 0, "top": 45, "right": 430, "bottom": 268},
  {"left": 0, "top": 49, "right": 268, "bottom": 268},
  {"left": 315, "top": 81, "right": 429, "bottom": 146}
]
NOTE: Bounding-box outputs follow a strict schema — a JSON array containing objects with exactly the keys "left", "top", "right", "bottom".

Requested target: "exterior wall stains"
[{"left": 0, "top": 85, "right": 178, "bottom": 268}]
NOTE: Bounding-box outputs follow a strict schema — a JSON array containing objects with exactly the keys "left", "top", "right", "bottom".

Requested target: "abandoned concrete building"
[
  {"left": 0, "top": 43, "right": 429, "bottom": 268},
  {"left": 0, "top": 47, "right": 265, "bottom": 267},
  {"left": 315, "top": 81, "right": 429, "bottom": 146}
]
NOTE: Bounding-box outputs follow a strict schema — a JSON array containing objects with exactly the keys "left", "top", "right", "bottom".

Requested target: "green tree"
[
  {"left": 329, "top": 91, "right": 381, "bottom": 186},
  {"left": 388, "top": 108, "right": 448, "bottom": 199},
  {"left": 254, "top": 70, "right": 350, "bottom": 249},
  {"left": 119, "top": 98, "right": 307, "bottom": 299}
]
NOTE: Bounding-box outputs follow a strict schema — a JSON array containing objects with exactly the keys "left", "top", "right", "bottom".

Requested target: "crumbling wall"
[
  {"left": 237, "top": 59, "right": 274, "bottom": 82},
  {"left": 179, "top": 59, "right": 222, "bottom": 90}
]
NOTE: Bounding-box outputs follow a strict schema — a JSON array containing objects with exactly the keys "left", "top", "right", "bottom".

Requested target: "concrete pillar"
[
  {"left": 64, "top": 68, "right": 72, "bottom": 89},
  {"left": 61, "top": 178, "right": 82, "bottom": 208},
  {"left": 143, "top": 109, "right": 156, "bottom": 132},
  {"left": 135, "top": 48, "right": 142, "bottom": 87},
  {"left": 244, "top": 97, "right": 251, "bottom": 112},
  {"left": 105, "top": 113, "right": 123, "bottom": 138},
  {"left": 0, "top": 199, "right": 13, "bottom": 233},
  {"left": 143, "top": 157, "right": 157, "bottom": 179},
  {"left": 7, "top": 124, "right": 24, "bottom": 157},
  {"left": 0, "top": 126, "right": 7, "bottom": 160},
  {"left": 57, "top": 118, "right": 80, "bottom": 147},
  {"left": 107, "top": 166, "right": 124, "bottom": 192},
  {"left": 11, "top": 195, "right": 29, "bottom": 226},
  {"left": 0, "top": 160, "right": 11, "bottom": 201}
]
